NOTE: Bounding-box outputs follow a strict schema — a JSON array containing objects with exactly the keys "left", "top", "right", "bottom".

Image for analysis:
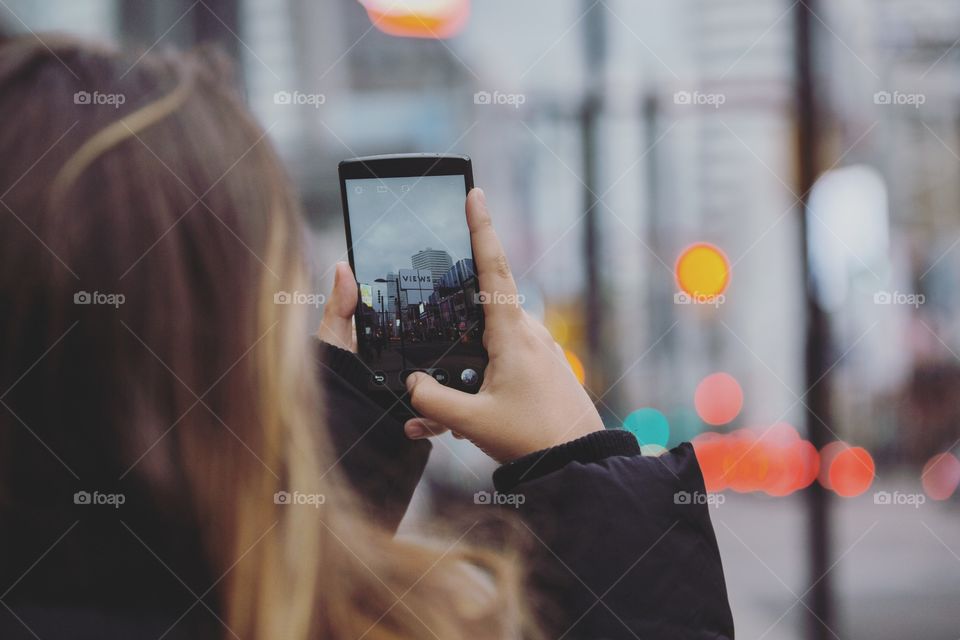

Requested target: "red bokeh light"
[
  {"left": 921, "top": 452, "right": 960, "bottom": 501},
  {"left": 692, "top": 424, "right": 820, "bottom": 496},
  {"left": 829, "top": 446, "right": 875, "bottom": 497},
  {"left": 694, "top": 372, "right": 744, "bottom": 426}
]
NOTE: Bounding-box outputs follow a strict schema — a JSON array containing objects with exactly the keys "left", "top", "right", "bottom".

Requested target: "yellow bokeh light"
[
  {"left": 545, "top": 311, "right": 570, "bottom": 345},
  {"left": 564, "top": 349, "right": 586, "bottom": 385},
  {"left": 676, "top": 243, "right": 730, "bottom": 297},
  {"left": 359, "top": 0, "right": 470, "bottom": 39}
]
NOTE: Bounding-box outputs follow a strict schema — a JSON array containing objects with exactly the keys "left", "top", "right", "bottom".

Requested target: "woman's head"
[{"left": 0, "top": 34, "right": 529, "bottom": 639}]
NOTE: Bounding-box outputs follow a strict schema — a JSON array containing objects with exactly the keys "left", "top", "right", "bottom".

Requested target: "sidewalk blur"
[{"left": 716, "top": 479, "right": 960, "bottom": 640}]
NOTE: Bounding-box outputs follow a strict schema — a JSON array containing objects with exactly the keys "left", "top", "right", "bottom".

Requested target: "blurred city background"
[{"left": 2, "top": 0, "right": 959, "bottom": 638}]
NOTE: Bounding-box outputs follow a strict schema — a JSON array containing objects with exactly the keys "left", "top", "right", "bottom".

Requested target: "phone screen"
[{"left": 343, "top": 173, "right": 485, "bottom": 394}]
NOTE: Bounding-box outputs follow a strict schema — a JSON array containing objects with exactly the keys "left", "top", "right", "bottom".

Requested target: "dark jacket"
[{"left": 0, "top": 341, "right": 734, "bottom": 639}]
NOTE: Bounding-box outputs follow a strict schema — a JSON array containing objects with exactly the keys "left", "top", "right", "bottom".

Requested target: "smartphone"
[{"left": 338, "top": 154, "right": 486, "bottom": 409}]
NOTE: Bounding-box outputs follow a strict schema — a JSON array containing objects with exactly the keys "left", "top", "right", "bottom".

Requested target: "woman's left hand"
[{"left": 317, "top": 261, "right": 358, "bottom": 352}]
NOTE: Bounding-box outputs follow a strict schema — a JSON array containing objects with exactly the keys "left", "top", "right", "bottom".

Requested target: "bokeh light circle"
[
  {"left": 692, "top": 432, "right": 728, "bottom": 493},
  {"left": 759, "top": 423, "right": 805, "bottom": 496},
  {"left": 724, "top": 429, "right": 769, "bottom": 493},
  {"left": 624, "top": 408, "right": 670, "bottom": 448},
  {"left": 666, "top": 407, "right": 703, "bottom": 447},
  {"left": 640, "top": 444, "right": 668, "bottom": 457},
  {"left": 829, "top": 446, "right": 875, "bottom": 497},
  {"left": 694, "top": 372, "right": 744, "bottom": 426},
  {"left": 360, "top": 0, "right": 470, "bottom": 39},
  {"left": 676, "top": 243, "right": 730, "bottom": 297},
  {"left": 545, "top": 311, "right": 570, "bottom": 345},
  {"left": 694, "top": 427, "right": 821, "bottom": 496},
  {"left": 564, "top": 349, "right": 586, "bottom": 385},
  {"left": 817, "top": 441, "right": 849, "bottom": 491},
  {"left": 921, "top": 452, "right": 960, "bottom": 501}
]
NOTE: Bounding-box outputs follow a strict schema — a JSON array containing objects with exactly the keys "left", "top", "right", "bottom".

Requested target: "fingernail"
[
  {"left": 474, "top": 187, "right": 485, "bottom": 203},
  {"left": 405, "top": 422, "right": 425, "bottom": 439}
]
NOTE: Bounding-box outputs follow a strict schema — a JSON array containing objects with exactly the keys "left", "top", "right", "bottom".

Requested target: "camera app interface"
[{"left": 345, "top": 175, "right": 485, "bottom": 393}]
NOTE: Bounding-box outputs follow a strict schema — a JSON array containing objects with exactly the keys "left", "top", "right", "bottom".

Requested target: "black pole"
[
  {"left": 379, "top": 291, "right": 385, "bottom": 334},
  {"left": 795, "top": 1, "right": 835, "bottom": 638},
  {"left": 396, "top": 276, "right": 408, "bottom": 371},
  {"left": 194, "top": 0, "right": 240, "bottom": 60},
  {"left": 581, "top": 0, "right": 606, "bottom": 395},
  {"left": 581, "top": 99, "right": 600, "bottom": 368}
]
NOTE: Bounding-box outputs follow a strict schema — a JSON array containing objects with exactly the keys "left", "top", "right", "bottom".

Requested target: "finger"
[
  {"left": 405, "top": 372, "right": 478, "bottom": 430},
  {"left": 404, "top": 417, "right": 450, "bottom": 440},
  {"left": 466, "top": 188, "right": 520, "bottom": 323},
  {"left": 318, "top": 261, "right": 358, "bottom": 351}
]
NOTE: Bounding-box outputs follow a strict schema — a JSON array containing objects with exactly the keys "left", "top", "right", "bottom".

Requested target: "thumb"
[
  {"left": 318, "top": 261, "right": 357, "bottom": 350},
  {"left": 405, "top": 372, "right": 477, "bottom": 429}
]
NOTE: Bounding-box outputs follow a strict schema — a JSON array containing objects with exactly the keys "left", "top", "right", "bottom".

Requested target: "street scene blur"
[{"left": 2, "top": 0, "right": 958, "bottom": 638}]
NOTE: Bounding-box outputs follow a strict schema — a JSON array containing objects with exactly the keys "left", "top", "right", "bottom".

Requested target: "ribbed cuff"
[
  {"left": 493, "top": 429, "right": 641, "bottom": 492},
  {"left": 315, "top": 339, "right": 369, "bottom": 388},
  {"left": 315, "top": 339, "right": 417, "bottom": 418}
]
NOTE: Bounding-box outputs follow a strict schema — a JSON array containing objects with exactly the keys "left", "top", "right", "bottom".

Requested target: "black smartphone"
[{"left": 338, "top": 154, "right": 486, "bottom": 408}]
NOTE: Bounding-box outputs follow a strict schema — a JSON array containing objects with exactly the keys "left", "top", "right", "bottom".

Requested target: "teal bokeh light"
[
  {"left": 624, "top": 408, "right": 670, "bottom": 448},
  {"left": 666, "top": 406, "right": 704, "bottom": 447}
]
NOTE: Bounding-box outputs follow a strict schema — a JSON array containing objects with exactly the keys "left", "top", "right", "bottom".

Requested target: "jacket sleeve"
[
  {"left": 494, "top": 430, "right": 734, "bottom": 640},
  {"left": 315, "top": 340, "right": 431, "bottom": 533}
]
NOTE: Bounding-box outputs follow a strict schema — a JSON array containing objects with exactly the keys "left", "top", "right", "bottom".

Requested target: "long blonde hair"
[{"left": 0, "top": 34, "right": 535, "bottom": 639}]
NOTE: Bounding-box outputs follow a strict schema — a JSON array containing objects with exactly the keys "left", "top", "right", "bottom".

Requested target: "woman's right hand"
[{"left": 403, "top": 188, "right": 604, "bottom": 463}]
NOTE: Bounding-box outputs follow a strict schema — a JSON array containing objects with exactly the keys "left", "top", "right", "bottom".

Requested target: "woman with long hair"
[{"left": 0, "top": 35, "right": 733, "bottom": 639}]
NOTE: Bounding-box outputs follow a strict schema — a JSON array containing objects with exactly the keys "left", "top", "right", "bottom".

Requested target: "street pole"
[
  {"left": 396, "top": 275, "right": 408, "bottom": 371},
  {"left": 794, "top": 1, "right": 835, "bottom": 637},
  {"left": 580, "top": 0, "right": 607, "bottom": 398},
  {"left": 378, "top": 291, "right": 385, "bottom": 334}
]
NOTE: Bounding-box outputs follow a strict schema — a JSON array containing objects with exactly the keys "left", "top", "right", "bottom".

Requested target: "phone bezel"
[{"left": 337, "top": 153, "right": 483, "bottom": 406}]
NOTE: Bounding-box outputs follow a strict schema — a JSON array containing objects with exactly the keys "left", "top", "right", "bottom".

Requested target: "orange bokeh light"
[
  {"left": 693, "top": 432, "right": 728, "bottom": 492},
  {"left": 921, "top": 452, "right": 960, "bottom": 501},
  {"left": 829, "top": 446, "right": 875, "bottom": 497},
  {"left": 676, "top": 243, "right": 730, "bottom": 297},
  {"left": 359, "top": 0, "right": 470, "bottom": 39},
  {"left": 724, "top": 430, "right": 770, "bottom": 493},
  {"left": 693, "top": 424, "right": 821, "bottom": 496},
  {"left": 759, "top": 423, "right": 816, "bottom": 496},
  {"left": 694, "top": 372, "right": 743, "bottom": 426}
]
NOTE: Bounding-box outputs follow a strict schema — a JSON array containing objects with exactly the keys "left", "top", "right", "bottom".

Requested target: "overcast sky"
[{"left": 345, "top": 175, "right": 472, "bottom": 283}]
